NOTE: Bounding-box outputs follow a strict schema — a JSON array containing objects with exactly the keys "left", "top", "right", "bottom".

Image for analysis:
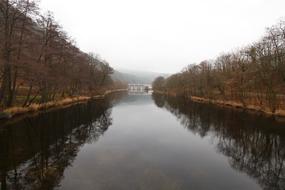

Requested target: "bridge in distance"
[{"left": 128, "top": 84, "right": 152, "bottom": 92}]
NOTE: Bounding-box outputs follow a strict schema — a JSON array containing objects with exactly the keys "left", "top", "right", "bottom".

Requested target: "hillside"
[{"left": 112, "top": 69, "right": 170, "bottom": 84}]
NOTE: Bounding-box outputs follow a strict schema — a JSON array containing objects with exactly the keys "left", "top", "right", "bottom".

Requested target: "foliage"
[
  {"left": 153, "top": 20, "right": 285, "bottom": 113},
  {"left": 0, "top": 0, "right": 115, "bottom": 109}
]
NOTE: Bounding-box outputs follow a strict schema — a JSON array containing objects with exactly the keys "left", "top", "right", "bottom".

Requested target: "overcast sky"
[{"left": 40, "top": 0, "right": 285, "bottom": 73}]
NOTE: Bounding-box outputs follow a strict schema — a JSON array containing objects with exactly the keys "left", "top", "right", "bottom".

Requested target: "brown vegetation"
[
  {"left": 2, "top": 88, "right": 127, "bottom": 118},
  {"left": 153, "top": 20, "right": 285, "bottom": 117},
  {"left": 0, "top": 0, "right": 126, "bottom": 112}
]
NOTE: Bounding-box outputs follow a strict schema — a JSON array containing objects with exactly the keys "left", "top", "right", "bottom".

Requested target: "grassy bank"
[
  {"left": 1, "top": 89, "right": 127, "bottom": 120},
  {"left": 154, "top": 91, "right": 285, "bottom": 118}
]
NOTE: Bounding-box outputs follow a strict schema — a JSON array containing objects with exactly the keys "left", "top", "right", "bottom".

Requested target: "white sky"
[{"left": 40, "top": 0, "right": 285, "bottom": 73}]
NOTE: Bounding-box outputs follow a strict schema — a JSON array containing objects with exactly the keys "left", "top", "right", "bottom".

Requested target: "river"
[{"left": 0, "top": 92, "right": 284, "bottom": 190}]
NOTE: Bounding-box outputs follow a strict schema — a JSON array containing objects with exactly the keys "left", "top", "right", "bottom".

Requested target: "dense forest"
[
  {"left": 153, "top": 20, "right": 285, "bottom": 114},
  {"left": 0, "top": 0, "right": 123, "bottom": 110}
]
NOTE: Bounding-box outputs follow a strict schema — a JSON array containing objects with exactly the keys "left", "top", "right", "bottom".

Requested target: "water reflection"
[
  {"left": 1, "top": 93, "right": 285, "bottom": 190},
  {"left": 0, "top": 99, "right": 113, "bottom": 190},
  {"left": 152, "top": 94, "right": 285, "bottom": 190}
]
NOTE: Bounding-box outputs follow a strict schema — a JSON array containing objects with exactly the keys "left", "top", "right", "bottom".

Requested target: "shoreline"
[
  {"left": 153, "top": 91, "right": 285, "bottom": 119},
  {"left": 0, "top": 89, "right": 127, "bottom": 121}
]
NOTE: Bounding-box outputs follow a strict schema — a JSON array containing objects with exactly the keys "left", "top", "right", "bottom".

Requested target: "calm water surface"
[{"left": 0, "top": 93, "right": 285, "bottom": 190}]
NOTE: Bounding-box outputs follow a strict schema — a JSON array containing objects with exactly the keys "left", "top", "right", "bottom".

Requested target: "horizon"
[{"left": 40, "top": 0, "right": 285, "bottom": 73}]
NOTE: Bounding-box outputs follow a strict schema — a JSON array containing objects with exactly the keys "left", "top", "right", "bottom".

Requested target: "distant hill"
[{"left": 112, "top": 69, "right": 170, "bottom": 84}]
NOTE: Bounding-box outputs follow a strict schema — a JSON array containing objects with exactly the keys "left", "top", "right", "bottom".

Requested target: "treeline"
[
  {"left": 153, "top": 20, "right": 285, "bottom": 113},
  {"left": 0, "top": 0, "right": 121, "bottom": 109}
]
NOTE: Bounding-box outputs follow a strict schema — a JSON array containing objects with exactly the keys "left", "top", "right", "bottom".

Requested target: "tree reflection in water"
[
  {"left": 152, "top": 94, "right": 285, "bottom": 190},
  {"left": 0, "top": 99, "right": 114, "bottom": 190}
]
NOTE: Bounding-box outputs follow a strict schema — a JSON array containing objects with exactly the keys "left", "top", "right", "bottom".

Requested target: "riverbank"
[
  {"left": 0, "top": 89, "right": 127, "bottom": 120},
  {"left": 153, "top": 91, "right": 285, "bottom": 118}
]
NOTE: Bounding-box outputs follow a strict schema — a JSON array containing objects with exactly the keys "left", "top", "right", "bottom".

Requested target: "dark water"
[{"left": 0, "top": 93, "right": 285, "bottom": 190}]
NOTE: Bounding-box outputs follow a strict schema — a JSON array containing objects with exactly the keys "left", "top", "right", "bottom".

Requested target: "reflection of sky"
[
  {"left": 60, "top": 95, "right": 261, "bottom": 190},
  {"left": 116, "top": 93, "right": 154, "bottom": 106}
]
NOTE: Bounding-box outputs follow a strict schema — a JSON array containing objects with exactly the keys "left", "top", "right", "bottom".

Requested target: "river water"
[{"left": 0, "top": 93, "right": 285, "bottom": 190}]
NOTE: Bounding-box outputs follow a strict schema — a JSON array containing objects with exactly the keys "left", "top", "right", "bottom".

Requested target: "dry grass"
[
  {"left": 3, "top": 89, "right": 127, "bottom": 118},
  {"left": 190, "top": 96, "right": 285, "bottom": 117},
  {"left": 276, "top": 110, "right": 285, "bottom": 117},
  {"left": 4, "top": 96, "right": 91, "bottom": 117},
  {"left": 154, "top": 91, "right": 285, "bottom": 118},
  {"left": 93, "top": 89, "right": 128, "bottom": 99}
]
